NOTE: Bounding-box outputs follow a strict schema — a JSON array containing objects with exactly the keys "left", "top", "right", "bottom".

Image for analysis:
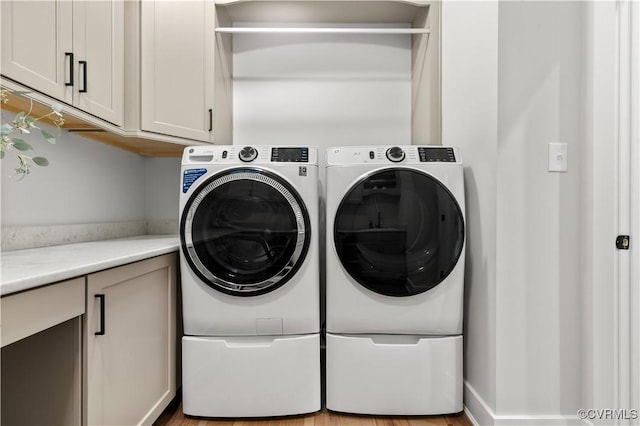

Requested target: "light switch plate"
[{"left": 548, "top": 143, "right": 568, "bottom": 172}]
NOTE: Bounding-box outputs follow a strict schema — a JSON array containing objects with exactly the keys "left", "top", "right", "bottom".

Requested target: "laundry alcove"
[{"left": 212, "top": 0, "right": 441, "bottom": 148}]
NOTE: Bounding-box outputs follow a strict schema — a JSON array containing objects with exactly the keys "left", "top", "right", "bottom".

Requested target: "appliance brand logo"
[{"left": 299, "top": 166, "right": 307, "bottom": 176}]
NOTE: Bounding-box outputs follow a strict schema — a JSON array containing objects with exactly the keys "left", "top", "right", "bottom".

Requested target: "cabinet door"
[
  {"left": 72, "top": 0, "right": 124, "bottom": 126},
  {"left": 141, "top": 0, "right": 215, "bottom": 142},
  {"left": 1, "top": 0, "right": 123, "bottom": 126},
  {"left": 86, "top": 254, "right": 177, "bottom": 426},
  {"left": 1, "top": 0, "right": 73, "bottom": 102}
]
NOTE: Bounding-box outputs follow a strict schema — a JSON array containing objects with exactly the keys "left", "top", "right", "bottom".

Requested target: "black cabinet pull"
[
  {"left": 65, "top": 52, "right": 74, "bottom": 86},
  {"left": 95, "top": 294, "right": 105, "bottom": 335},
  {"left": 208, "top": 108, "right": 213, "bottom": 132},
  {"left": 79, "top": 61, "right": 88, "bottom": 93}
]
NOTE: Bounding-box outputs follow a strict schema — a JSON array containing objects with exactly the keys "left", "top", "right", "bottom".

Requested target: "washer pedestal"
[
  {"left": 183, "top": 334, "right": 320, "bottom": 417},
  {"left": 326, "top": 333, "right": 463, "bottom": 415}
]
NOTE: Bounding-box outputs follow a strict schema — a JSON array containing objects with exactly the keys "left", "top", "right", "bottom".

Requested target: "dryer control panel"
[{"left": 327, "top": 146, "right": 462, "bottom": 165}]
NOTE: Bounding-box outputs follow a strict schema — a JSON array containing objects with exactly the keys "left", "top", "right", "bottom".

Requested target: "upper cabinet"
[
  {"left": 140, "top": 0, "right": 219, "bottom": 143},
  {"left": 1, "top": 0, "right": 124, "bottom": 126}
]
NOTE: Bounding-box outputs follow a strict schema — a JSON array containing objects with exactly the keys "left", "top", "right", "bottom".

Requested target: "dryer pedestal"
[
  {"left": 326, "top": 333, "right": 463, "bottom": 415},
  {"left": 182, "top": 334, "right": 320, "bottom": 417}
]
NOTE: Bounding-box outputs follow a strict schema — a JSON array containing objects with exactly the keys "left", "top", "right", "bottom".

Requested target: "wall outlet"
[{"left": 548, "top": 143, "right": 568, "bottom": 172}]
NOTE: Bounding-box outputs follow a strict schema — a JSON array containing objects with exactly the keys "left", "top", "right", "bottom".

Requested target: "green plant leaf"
[
  {"left": 15, "top": 111, "right": 25, "bottom": 121},
  {"left": 0, "top": 150, "right": 5, "bottom": 159},
  {"left": 0, "top": 123, "right": 13, "bottom": 135},
  {"left": 41, "top": 129, "right": 56, "bottom": 144},
  {"left": 12, "top": 139, "right": 33, "bottom": 151},
  {"left": 25, "top": 116, "right": 38, "bottom": 129},
  {"left": 32, "top": 156, "right": 49, "bottom": 167}
]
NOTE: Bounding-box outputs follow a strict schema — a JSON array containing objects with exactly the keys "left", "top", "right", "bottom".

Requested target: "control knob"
[
  {"left": 386, "top": 146, "right": 405, "bottom": 162},
  {"left": 239, "top": 146, "right": 258, "bottom": 162}
]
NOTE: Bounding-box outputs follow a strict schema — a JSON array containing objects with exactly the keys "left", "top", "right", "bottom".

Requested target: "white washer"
[
  {"left": 325, "top": 145, "right": 465, "bottom": 415},
  {"left": 180, "top": 145, "right": 320, "bottom": 418}
]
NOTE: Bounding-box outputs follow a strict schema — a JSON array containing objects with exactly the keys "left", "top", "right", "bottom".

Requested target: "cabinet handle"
[
  {"left": 65, "top": 52, "right": 74, "bottom": 86},
  {"left": 79, "top": 61, "right": 88, "bottom": 93},
  {"left": 95, "top": 294, "right": 105, "bottom": 335},
  {"left": 208, "top": 108, "right": 213, "bottom": 132}
]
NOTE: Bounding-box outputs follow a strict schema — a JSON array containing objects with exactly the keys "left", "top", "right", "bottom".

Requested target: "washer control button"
[
  {"left": 386, "top": 146, "right": 405, "bottom": 162},
  {"left": 239, "top": 146, "right": 258, "bottom": 162}
]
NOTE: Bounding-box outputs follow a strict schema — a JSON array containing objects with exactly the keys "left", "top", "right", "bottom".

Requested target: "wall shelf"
[
  {"left": 215, "top": 27, "right": 430, "bottom": 34},
  {"left": 215, "top": 0, "right": 431, "bottom": 25}
]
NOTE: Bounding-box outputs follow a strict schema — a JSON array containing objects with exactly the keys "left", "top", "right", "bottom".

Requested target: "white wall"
[
  {"left": 495, "top": 1, "right": 583, "bottom": 417},
  {"left": 0, "top": 115, "right": 146, "bottom": 226},
  {"left": 143, "top": 156, "right": 181, "bottom": 223},
  {"left": 450, "top": 1, "right": 587, "bottom": 424},
  {"left": 232, "top": 30, "right": 412, "bottom": 149},
  {"left": 0, "top": 112, "right": 183, "bottom": 245}
]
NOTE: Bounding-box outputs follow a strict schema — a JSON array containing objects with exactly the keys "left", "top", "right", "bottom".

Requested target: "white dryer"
[
  {"left": 325, "top": 145, "right": 465, "bottom": 415},
  {"left": 180, "top": 145, "right": 320, "bottom": 418}
]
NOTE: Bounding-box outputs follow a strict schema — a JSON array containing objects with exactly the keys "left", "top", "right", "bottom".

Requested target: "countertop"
[{"left": 1, "top": 235, "right": 179, "bottom": 296}]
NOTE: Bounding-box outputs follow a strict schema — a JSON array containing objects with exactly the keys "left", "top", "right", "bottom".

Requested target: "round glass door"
[
  {"left": 181, "top": 168, "right": 310, "bottom": 296},
  {"left": 333, "top": 168, "right": 464, "bottom": 297}
]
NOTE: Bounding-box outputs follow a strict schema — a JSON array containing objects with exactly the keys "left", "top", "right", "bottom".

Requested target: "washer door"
[
  {"left": 181, "top": 168, "right": 311, "bottom": 296},
  {"left": 333, "top": 168, "right": 464, "bottom": 297}
]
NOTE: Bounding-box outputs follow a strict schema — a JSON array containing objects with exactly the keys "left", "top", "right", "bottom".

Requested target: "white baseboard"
[
  {"left": 464, "top": 381, "right": 587, "bottom": 426},
  {"left": 464, "top": 380, "right": 495, "bottom": 426}
]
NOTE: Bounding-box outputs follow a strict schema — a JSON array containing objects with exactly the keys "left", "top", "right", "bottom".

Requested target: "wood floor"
[{"left": 154, "top": 399, "right": 473, "bottom": 426}]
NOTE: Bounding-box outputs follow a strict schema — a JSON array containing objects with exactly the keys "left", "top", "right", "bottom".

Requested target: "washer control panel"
[
  {"left": 183, "top": 145, "right": 317, "bottom": 165},
  {"left": 271, "top": 147, "right": 309, "bottom": 163}
]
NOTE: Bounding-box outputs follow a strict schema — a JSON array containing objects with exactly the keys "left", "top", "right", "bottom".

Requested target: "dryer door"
[
  {"left": 333, "top": 168, "right": 464, "bottom": 297},
  {"left": 181, "top": 168, "right": 311, "bottom": 296}
]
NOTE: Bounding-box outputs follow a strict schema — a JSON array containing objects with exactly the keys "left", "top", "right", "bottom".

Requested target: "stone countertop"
[{"left": 1, "top": 235, "right": 179, "bottom": 296}]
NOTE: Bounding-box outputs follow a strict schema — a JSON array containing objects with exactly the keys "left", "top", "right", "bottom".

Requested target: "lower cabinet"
[{"left": 85, "top": 253, "right": 177, "bottom": 426}]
